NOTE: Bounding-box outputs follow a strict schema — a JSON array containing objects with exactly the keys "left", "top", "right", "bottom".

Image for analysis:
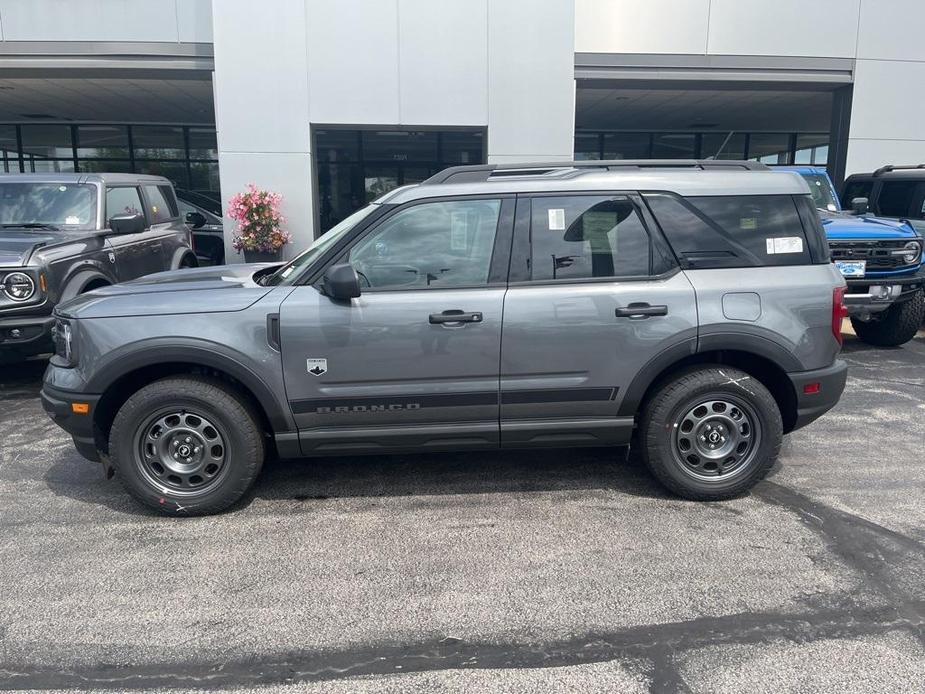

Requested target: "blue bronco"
[{"left": 777, "top": 166, "right": 924, "bottom": 346}]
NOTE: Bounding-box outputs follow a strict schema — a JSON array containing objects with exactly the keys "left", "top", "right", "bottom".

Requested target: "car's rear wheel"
[
  {"left": 850, "top": 290, "right": 924, "bottom": 347},
  {"left": 640, "top": 366, "right": 782, "bottom": 500},
  {"left": 109, "top": 376, "right": 264, "bottom": 515}
]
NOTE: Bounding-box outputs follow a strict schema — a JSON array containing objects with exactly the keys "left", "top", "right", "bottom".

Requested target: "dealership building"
[{"left": 0, "top": 0, "right": 923, "bottom": 258}]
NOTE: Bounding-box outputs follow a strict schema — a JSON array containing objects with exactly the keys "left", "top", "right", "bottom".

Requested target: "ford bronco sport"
[
  {"left": 0, "top": 173, "right": 197, "bottom": 362},
  {"left": 41, "top": 160, "right": 848, "bottom": 515},
  {"left": 778, "top": 165, "right": 923, "bottom": 347}
]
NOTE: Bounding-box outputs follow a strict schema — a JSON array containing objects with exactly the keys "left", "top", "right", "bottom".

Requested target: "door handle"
[
  {"left": 615, "top": 303, "right": 668, "bottom": 319},
  {"left": 429, "top": 310, "right": 483, "bottom": 324}
]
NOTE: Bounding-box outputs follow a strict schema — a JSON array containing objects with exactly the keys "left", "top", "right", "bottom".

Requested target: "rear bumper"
[
  {"left": 40, "top": 383, "right": 101, "bottom": 462},
  {"left": 787, "top": 360, "right": 848, "bottom": 432}
]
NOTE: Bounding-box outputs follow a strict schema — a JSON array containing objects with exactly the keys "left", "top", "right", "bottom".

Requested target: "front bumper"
[
  {"left": 40, "top": 383, "right": 102, "bottom": 462},
  {"left": 0, "top": 313, "right": 55, "bottom": 356},
  {"left": 787, "top": 360, "right": 848, "bottom": 432},
  {"left": 843, "top": 274, "right": 923, "bottom": 315}
]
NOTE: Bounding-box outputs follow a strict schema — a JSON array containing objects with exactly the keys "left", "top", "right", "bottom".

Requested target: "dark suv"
[
  {"left": 42, "top": 160, "right": 848, "bottom": 515},
  {"left": 842, "top": 165, "right": 925, "bottom": 233},
  {"left": 0, "top": 173, "right": 197, "bottom": 362}
]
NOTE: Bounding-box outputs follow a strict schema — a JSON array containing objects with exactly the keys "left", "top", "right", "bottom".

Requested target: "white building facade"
[{"left": 0, "top": 1, "right": 922, "bottom": 258}]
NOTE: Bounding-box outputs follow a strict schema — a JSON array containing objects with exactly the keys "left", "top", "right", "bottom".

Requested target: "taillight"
[{"left": 832, "top": 286, "right": 848, "bottom": 346}]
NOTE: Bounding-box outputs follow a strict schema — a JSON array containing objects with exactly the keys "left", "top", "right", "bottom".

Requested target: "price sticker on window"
[
  {"left": 765, "top": 237, "right": 804, "bottom": 254},
  {"left": 548, "top": 208, "right": 566, "bottom": 231}
]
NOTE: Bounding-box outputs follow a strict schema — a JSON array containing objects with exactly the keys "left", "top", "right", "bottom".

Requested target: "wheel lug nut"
[{"left": 185, "top": 437, "right": 191, "bottom": 443}]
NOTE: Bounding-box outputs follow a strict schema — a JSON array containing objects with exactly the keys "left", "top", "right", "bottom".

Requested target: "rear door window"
[
  {"left": 142, "top": 185, "right": 178, "bottom": 224},
  {"left": 527, "top": 195, "right": 654, "bottom": 281},
  {"left": 644, "top": 193, "right": 812, "bottom": 268}
]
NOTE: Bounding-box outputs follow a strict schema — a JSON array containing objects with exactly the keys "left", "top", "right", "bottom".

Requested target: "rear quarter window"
[{"left": 644, "top": 193, "right": 813, "bottom": 268}]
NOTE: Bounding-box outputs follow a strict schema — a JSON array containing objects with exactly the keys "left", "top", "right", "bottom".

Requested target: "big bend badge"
[{"left": 306, "top": 358, "right": 327, "bottom": 376}]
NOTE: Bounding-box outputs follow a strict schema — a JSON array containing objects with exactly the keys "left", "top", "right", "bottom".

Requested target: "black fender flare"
[
  {"left": 617, "top": 330, "right": 801, "bottom": 417},
  {"left": 85, "top": 338, "right": 293, "bottom": 433},
  {"left": 59, "top": 268, "right": 115, "bottom": 302}
]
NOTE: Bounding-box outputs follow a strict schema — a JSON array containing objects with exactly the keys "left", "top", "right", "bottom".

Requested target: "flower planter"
[{"left": 242, "top": 250, "right": 281, "bottom": 264}]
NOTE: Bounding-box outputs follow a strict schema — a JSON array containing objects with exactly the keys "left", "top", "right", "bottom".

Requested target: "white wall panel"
[
  {"left": 398, "top": 0, "right": 488, "bottom": 125},
  {"left": 707, "top": 0, "right": 860, "bottom": 58},
  {"left": 218, "top": 152, "right": 314, "bottom": 259},
  {"left": 487, "top": 0, "right": 574, "bottom": 159},
  {"left": 575, "top": 0, "right": 710, "bottom": 55},
  {"left": 845, "top": 139, "right": 925, "bottom": 176},
  {"left": 857, "top": 0, "right": 925, "bottom": 62},
  {"left": 849, "top": 59, "right": 925, "bottom": 141},
  {"left": 0, "top": 0, "right": 181, "bottom": 42},
  {"left": 177, "top": 0, "right": 213, "bottom": 43},
  {"left": 212, "top": 0, "right": 309, "bottom": 153},
  {"left": 306, "top": 0, "right": 400, "bottom": 124}
]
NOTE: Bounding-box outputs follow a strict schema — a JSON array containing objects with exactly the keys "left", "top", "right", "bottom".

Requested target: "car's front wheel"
[
  {"left": 109, "top": 376, "right": 264, "bottom": 515},
  {"left": 639, "top": 366, "right": 782, "bottom": 500}
]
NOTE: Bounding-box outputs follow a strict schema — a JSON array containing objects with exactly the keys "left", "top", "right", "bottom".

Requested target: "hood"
[
  {"left": 0, "top": 229, "right": 74, "bottom": 266},
  {"left": 819, "top": 211, "right": 920, "bottom": 240},
  {"left": 57, "top": 263, "right": 280, "bottom": 319}
]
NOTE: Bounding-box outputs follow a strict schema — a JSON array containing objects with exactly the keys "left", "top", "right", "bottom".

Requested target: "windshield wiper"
[{"left": 2, "top": 223, "right": 60, "bottom": 230}]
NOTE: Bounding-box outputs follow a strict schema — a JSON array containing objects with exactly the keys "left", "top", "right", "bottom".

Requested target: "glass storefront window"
[
  {"left": 795, "top": 133, "right": 829, "bottom": 165},
  {"left": 574, "top": 133, "right": 601, "bottom": 160},
  {"left": 76, "top": 125, "right": 129, "bottom": 158},
  {"left": 603, "top": 133, "right": 650, "bottom": 159},
  {"left": 0, "top": 125, "right": 18, "bottom": 172},
  {"left": 27, "top": 158, "right": 75, "bottom": 173},
  {"left": 189, "top": 162, "right": 220, "bottom": 193},
  {"left": 748, "top": 134, "right": 792, "bottom": 164},
  {"left": 20, "top": 124, "right": 73, "bottom": 160},
  {"left": 135, "top": 160, "right": 189, "bottom": 189},
  {"left": 652, "top": 133, "right": 696, "bottom": 159},
  {"left": 77, "top": 159, "right": 132, "bottom": 173},
  {"left": 315, "top": 129, "right": 485, "bottom": 233},
  {"left": 701, "top": 132, "right": 747, "bottom": 160},
  {"left": 132, "top": 125, "right": 185, "bottom": 159},
  {"left": 187, "top": 128, "right": 217, "bottom": 160}
]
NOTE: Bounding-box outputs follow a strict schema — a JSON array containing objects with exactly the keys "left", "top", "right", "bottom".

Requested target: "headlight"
[
  {"left": 2, "top": 271, "right": 35, "bottom": 301},
  {"left": 893, "top": 241, "right": 922, "bottom": 264},
  {"left": 52, "top": 317, "right": 77, "bottom": 366}
]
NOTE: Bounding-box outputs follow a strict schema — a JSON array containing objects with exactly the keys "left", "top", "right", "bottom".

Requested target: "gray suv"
[
  {"left": 0, "top": 173, "right": 197, "bottom": 362},
  {"left": 41, "top": 161, "right": 848, "bottom": 515}
]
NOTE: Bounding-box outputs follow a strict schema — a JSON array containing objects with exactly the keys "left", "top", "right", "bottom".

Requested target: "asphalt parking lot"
[{"left": 1, "top": 329, "right": 923, "bottom": 693}]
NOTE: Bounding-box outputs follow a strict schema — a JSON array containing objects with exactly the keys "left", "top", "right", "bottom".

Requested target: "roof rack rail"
[
  {"left": 872, "top": 164, "right": 925, "bottom": 176},
  {"left": 423, "top": 159, "right": 769, "bottom": 185}
]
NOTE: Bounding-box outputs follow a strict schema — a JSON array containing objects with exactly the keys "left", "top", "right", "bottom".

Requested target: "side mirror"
[
  {"left": 185, "top": 211, "right": 207, "bottom": 229},
  {"left": 850, "top": 197, "right": 869, "bottom": 215},
  {"left": 108, "top": 213, "right": 146, "bottom": 235},
  {"left": 322, "top": 263, "right": 361, "bottom": 301}
]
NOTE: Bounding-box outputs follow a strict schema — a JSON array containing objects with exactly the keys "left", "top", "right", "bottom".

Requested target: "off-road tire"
[
  {"left": 109, "top": 375, "right": 264, "bottom": 515},
  {"left": 850, "top": 290, "right": 924, "bottom": 347},
  {"left": 640, "top": 366, "right": 782, "bottom": 501}
]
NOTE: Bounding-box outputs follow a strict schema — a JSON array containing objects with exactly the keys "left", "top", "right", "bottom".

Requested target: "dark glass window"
[
  {"left": 76, "top": 125, "right": 129, "bottom": 158},
  {"left": 189, "top": 162, "right": 220, "bottom": 193},
  {"left": 362, "top": 130, "right": 437, "bottom": 161},
  {"left": 877, "top": 181, "right": 917, "bottom": 217},
  {"left": 529, "top": 196, "right": 651, "bottom": 280},
  {"left": 701, "top": 133, "right": 746, "bottom": 160},
  {"left": 748, "top": 134, "right": 792, "bottom": 164},
  {"left": 349, "top": 199, "right": 501, "bottom": 289},
  {"left": 20, "top": 125, "right": 72, "bottom": 159},
  {"left": 0, "top": 125, "right": 19, "bottom": 172},
  {"left": 78, "top": 160, "right": 132, "bottom": 174},
  {"left": 652, "top": 133, "right": 696, "bottom": 159},
  {"left": 143, "top": 185, "right": 178, "bottom": 223},
  {"left": 106, "top": 187, "right": 143, "bottom": 220},
  {"left": 27, "top": 159, "right": 75, "bottom": 173},
  {"left": 645, "top": 194, "right": 810, "bottom": 268},
  {"left": 187, "top": 128, "right": 217, "bottom": 159},
  {"left": 603, "top": 133, "right": 650, "bottom": 159},
  {"left": 795, "top": 134, "right": 829, "bottom": 165},
  {"left": 133, "top": 125, "right": 185, "bottom": 159},
  {"left": 442, "top": 131, "right": 483, "bottom": 164},
  {"left": 574, "top": 133, "right": 601, "bottom": 160},
  {"left": 841, "top": 179, "right": 873, "bottom": 209},
  {"left": 135, "top": 160, "right": 189, "bottom": 190}
]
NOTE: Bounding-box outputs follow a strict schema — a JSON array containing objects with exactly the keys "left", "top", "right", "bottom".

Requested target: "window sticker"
[
  {"left": 548, "top": 208, "right": 566, "bottom": 231},
  {"left": 65, "top": 216, "right": 80, "bottom": 225},
  {"left": 739, "top": 217, "right": 758, "bottom": 230},
  {"left": 765, "top": 236, "right": 804, "bottom": 254},
  {"left": 450, "top": 210, "right": 469, "bottom": 251}
]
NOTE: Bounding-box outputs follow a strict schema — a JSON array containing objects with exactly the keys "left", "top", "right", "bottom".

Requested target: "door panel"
[
  {"left": 279, "top": 286, "right": 504, "bottom": 453},
  {"left": 105, "top": 185, "right": 164, "bottom": 280}
]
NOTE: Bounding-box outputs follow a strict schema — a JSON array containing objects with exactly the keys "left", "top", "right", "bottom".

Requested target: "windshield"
[
  {"left": 800, "top": 174, "right": 840, "bottom": 212},
  {"left": 0, "top": 182, "right": 97, "bottom": 230},
  {"left": 265, "top": 204, "right": 380, "bottom": 286}
]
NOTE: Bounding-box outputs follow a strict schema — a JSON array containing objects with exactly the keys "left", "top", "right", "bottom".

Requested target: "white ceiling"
[
  {"left": 0, "top": 76, "right": 214, "bottom": 123},
  {"left": 576, "top": 86, "right": 833, "bottom": 132}
]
